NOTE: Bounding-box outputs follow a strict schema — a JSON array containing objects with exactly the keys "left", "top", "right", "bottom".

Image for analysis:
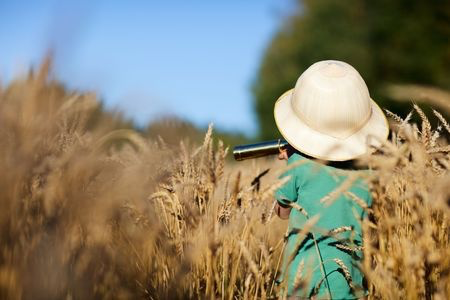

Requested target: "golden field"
[{"left": 0, "top": 62, "right": 449, "bottom": 299}]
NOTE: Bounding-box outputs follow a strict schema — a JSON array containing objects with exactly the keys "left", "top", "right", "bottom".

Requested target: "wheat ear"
[
  {"left": 333, "top": 258, "right": 354, "bottom": 289},
  {"left": 292, "top": 259, "right": 305, "bottom": 292}
]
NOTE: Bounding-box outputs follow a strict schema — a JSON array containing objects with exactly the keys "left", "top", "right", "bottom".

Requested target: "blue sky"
[{"left": 0, "top": 0, "right": 295, "bottom": 135}]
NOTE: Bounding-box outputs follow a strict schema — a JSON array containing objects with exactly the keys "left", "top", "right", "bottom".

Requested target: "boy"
[{"left": 273, "top": 60, "right": 388, "bottom": 299}]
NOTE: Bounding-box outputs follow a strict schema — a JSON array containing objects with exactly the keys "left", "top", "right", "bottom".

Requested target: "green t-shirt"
[{"left": 275, "top": 153, "right": 371, "bottom": 299}]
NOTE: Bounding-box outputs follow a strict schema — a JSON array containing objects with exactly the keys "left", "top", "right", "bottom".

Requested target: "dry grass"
[
  {"left": 0, "top": 62, "right": 449, "bottom": 299},
  {"left": 361, "top": 105, "right": 450, "bottom": 299}
]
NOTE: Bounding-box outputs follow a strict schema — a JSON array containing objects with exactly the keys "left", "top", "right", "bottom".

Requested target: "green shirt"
[{"left": 275, "top": 153, "right": 371, "bottom": 299}]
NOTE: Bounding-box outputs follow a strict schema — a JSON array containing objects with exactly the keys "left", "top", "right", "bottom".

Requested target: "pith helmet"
[{"left": 273, "top": 60, "right": 389, "bottom": 161}]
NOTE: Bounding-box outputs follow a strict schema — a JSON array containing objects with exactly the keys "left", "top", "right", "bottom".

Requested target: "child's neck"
[{"left": 291, "top": 148, "right": 366, "bottom": 170}]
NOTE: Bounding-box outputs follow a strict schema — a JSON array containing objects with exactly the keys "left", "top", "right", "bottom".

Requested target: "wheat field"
[{"left": 0, "top": 62, "right": 449, "bottom": 299}]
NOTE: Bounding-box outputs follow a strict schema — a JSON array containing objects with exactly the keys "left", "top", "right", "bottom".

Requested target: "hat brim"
[{"left": 274, "top": 89, "right": 389, "bottom": 161}]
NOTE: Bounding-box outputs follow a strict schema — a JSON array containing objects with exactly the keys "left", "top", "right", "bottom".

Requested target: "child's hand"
[{"left": 278, "top": 149, "right": 289, "bottom": 160}]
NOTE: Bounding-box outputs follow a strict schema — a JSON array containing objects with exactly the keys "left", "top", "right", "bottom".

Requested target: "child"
[{"left": 273, "top": 60, "right": 389, "bottom": 299}]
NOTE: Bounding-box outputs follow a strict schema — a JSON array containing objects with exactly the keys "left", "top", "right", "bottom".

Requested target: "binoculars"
[{"left": 233, "top": 139, "right": 289, "bottom": 161}]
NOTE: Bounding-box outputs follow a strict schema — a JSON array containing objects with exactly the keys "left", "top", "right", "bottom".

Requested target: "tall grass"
[{"left": 0, "top": 62, "right": 448, "bottom": 299}]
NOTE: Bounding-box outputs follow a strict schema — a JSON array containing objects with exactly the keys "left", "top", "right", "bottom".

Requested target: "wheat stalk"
[
  {"left": 433, "top": 110, "right": 450, "bottom": 134},
  {"left": 289, "top": 202, "right": 308, "bottom": 217},
  {"left": 327, "top": 226, "right": 353, "bottom": 236},
  {"left": 333, "top": 258, "right": 354, "bottom": 290},
  {"left": 292, "top": 259, "right": 305, "bottom": 292}
]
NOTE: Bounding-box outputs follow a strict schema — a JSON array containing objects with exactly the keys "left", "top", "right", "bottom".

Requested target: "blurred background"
[{"left": 1, "top": 0, "right": 449, "bottom": 143}]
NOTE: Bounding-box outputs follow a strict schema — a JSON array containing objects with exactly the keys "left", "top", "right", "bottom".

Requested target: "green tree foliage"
[{"left": 253, "top": 0, "right": 450, "bottom": 139}]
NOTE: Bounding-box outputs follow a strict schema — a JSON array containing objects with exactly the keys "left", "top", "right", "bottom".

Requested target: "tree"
[{"left": 253, "top": 0, "right": 450, "bottom": 139}]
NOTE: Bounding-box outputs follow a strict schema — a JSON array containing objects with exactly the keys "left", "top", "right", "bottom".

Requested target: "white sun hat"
[{"left": 274, "top": 60, "right": 389, "bottom": 161}]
